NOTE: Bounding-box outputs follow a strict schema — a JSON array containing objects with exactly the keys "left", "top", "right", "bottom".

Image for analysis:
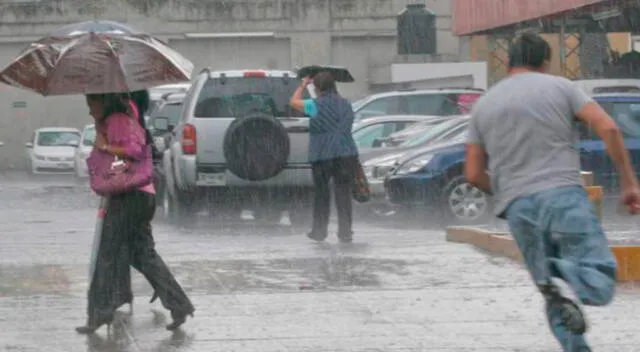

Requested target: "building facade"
[{"left": 0, "top": 0, "right": 458, "bottom": 169}]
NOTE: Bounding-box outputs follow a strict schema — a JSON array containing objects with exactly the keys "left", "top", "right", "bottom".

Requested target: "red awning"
[{"left": 453, "top": 0, "right": 607, "bottom": 36}]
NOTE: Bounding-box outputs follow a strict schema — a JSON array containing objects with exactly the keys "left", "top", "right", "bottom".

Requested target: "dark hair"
[
  {"left": 87, "top": 91, "right": 153, "bottom": 146},
  {"left": 312, "top": 72, "right": 337, "bottom": 95},
  {"left": 86, "top": 93, "right": 129, "bottom": 119},
  {"left": 508, "top": 32, "right": 552, "bottom": 70},
  {"left": 129, "top": 90, "right": 153, "bottom": 146}
]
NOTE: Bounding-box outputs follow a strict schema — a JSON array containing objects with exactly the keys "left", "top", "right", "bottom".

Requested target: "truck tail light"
[{"left": 181, "top": 124, "right": 196, "bottom": 155}]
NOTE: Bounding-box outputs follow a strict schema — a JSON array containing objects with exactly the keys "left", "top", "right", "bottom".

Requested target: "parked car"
[
  {"left": 148, "top": 91, "right": 187, "bottom": 210},
  {"left": 359, "top": 122, "right": 470, "bottom": 217},
  {"left": 380, "top": 115, "right": 464, "bottom": 147},
  {"left": 352, "top": 115, "right": 449, "bottom": 149},
  {"left": 73, "top": 124, "right": 95, "bottom": 178},
  {"left": 148, "top": 83, "right": 191, "bottom": 117},
  {"left": 359, "top": 115, "right": 470, "bottom": 164},
  {"left": 148, "top": 91, "right": 186, "bottom": 150},
  {"left": 162, "top": 69, "right": 315, "bottom": 224},
  {"left": 352, "top": 88, "right": 483, "bottom": 122},
  {"left": 574, "top": 79, "right": 640, "bottom": 95},
  {"left": 384, "top": 92, "right": 640, "bottom": 225},
  {"left": 577, "top": 92, "right": 640, "bottom": 194},
  {"left": 26, "top": 127, "right": 81, "bottom": 174}
]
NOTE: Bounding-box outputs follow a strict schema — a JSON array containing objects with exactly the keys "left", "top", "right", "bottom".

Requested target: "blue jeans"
[{"left": 506, "top": 186, "right": 617, "bottom": 351}]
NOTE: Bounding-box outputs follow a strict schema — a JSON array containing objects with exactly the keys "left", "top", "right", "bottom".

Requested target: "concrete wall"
[{"left": 0, "top": 0, "right": 458, "bottom": 169}]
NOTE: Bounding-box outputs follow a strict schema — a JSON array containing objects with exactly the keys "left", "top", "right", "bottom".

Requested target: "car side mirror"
[
  {"left": 25, "top": 142, "right": 33, "bottom": 148},
  {"left": 153, "top": 116, "right": 170, "bottom": 131},
  {"left": 167, "top": 124, "right": 175, "bottom": 133}
]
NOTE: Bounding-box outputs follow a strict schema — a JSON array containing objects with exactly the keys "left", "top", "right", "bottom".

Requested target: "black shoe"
[
  {"left": 75, "top": 314, "right": 114, "bottom": 334},
  {"left": 338, "top": 231, "right": 353, "bottom": 244},
  {"left": 166, "top": 309, "right": 194, "bottom": 331},
  {"left": 541, "top": 278, "right": 588, "bottom": 335},
  {"left": 306, "top": 231, "right": 326, "bottom": 242}
]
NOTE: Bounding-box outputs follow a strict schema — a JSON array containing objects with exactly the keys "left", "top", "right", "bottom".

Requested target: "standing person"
[
  {"left": 465, "top": 32, "right": 640, "bottom": 351},
  {"left": 76, "top": 93, "right": 195, "bottom": 334},
  {"left": 290, "top": 72, "right": 359, "bottom": 243}
]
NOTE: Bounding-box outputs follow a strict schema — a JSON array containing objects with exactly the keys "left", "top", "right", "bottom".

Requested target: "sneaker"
[{"left": 542, "top": 277, "right": 588, "bottom": 335}]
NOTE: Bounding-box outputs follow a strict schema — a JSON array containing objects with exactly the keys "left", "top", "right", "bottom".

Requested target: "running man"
[{"left": 464, "top": 32, "right": 640, "bottom": 351}]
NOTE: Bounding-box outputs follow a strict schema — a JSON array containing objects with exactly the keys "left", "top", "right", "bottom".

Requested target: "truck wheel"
[{"left": 223, "top": 113, "right": 290, "bottom": 181}]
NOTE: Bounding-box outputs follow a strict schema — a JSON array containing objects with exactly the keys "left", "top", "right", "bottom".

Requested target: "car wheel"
[{"left": 442, "top": 175, "right": 491, "bottom": 225}]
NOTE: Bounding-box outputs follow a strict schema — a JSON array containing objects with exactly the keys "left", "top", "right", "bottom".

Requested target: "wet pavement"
[{"left": 1, "top": 173, "right": 640, "bottom": 351}]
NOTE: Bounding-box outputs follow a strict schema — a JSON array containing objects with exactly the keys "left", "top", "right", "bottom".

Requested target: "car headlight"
[
  {"left": 364, "top": 161, "right": 398, "bottom": 181},
  {"left": 395, "top": 154, "right": 434, "bottom": 175}
]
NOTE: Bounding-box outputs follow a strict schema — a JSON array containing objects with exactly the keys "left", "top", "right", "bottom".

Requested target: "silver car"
[{"left": 162, "top": 69, "right": 314, "bottom": 224}]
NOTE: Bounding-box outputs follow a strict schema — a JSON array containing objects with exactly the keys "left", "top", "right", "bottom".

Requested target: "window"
[
  {"left": 401, "top": 119, "right": 465, "bottom": 147},
  {"left": 82, "top": 127, "right": 96, "bottom": 146},
  {"left": 578, "top": 100, "right": 640, "bottom": 140},
  {"left": 153, "top": 102, "right": 183, "bottom": 126},
  {"left": 353, "top": 122, "right": 399, "bottom": 148},
  {"left": 194, "top": 77, "right": 309, "bottom": 118},
  {"left": 356, "top": 97, "right": 400, "bottom": 120},
  {"left": 36, "top": 131, "right": 80, "bottom": 146},
  {"left": 405, "top": 93, "right": 482, "bottom": 116}
]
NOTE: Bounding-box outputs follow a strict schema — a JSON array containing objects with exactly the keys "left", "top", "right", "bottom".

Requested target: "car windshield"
[
  {"left": 82, "top": 127, "right": 96, "bottom": 146},
  {"left": 400, "top": 119, "right": 464, "bottom": 147},
  {"left": 36, "top": 131, "right": 80, "bottom": 146},
  {"left": 194, "top": 77, "right": 310, "bottom": 118},
  {"left": 152, "top": 102, "right": 183, "bottom": 126}
]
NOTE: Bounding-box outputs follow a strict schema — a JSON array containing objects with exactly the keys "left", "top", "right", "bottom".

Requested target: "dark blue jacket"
[{"left": 305, "top": 93, "right": 358, "bottom": 162}]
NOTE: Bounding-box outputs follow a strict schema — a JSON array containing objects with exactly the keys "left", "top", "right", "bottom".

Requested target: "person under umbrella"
[
  {"left": 289, "top": 72, "right": 359, "bottom": 243},
  {"left": 77, "top": 92, "right": 194, "bottom": 334}
]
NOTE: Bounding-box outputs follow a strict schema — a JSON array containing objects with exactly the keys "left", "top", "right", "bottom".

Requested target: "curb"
[{"left": 446, "top": 226, "right": 640, "bottom": 282}]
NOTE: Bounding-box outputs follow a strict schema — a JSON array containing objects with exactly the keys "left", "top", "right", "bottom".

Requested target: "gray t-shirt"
[{"left": 467, "top": 72, "right": 593, "bottom": 217}]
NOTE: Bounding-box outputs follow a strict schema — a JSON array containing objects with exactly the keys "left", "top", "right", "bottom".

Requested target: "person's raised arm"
[{"left": 289, "top": 76, "right": 318, "bottom": 118}]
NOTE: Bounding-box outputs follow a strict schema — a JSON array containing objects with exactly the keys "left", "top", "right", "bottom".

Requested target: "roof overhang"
[{"left": 453, "top": 0, "right": 640, "bottom": 36}]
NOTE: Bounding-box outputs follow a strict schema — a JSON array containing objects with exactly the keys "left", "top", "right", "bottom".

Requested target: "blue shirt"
[
  {"left": 303, "top": 99, "right": 318, "bottom": 117},
  {"left": 304, "top": 94, "right": 358, "bottom": 162}
]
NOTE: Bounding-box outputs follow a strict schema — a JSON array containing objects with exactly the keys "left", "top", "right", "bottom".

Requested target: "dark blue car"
[{"left": 385, "top": 93, "right": 640, "bottom": 225}]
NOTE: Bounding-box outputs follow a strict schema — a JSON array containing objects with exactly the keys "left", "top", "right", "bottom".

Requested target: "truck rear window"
[{"left": 194, "top": 77, "right": 310, "bottom": 118}]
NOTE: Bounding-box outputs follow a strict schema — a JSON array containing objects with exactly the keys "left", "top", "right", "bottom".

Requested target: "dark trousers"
[
  {"left": 87, "top": 191, "right": 194, "bottom": 325},
  {"left": 311, "top": 156, "right": 358, "bottom": 239}
]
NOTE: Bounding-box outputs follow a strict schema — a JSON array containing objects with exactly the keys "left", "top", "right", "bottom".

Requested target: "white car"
[
  {"left": 25, "top": 127, "right": 81, "bottom": 174},
  {"left": 74, "top": 124, "right": 95, "bottom": 178}
]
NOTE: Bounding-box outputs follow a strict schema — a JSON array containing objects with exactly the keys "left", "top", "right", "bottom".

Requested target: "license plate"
[
  {"left": 57, "top": 163, "right": 71, "bottom": 168},
  {"left": 198, "top": 172, "right": 226, "bottom": 186}
]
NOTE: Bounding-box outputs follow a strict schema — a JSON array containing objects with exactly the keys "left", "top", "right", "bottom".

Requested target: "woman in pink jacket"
[{"left": 76, "top": 92, "right": 194, "bottom": 334}]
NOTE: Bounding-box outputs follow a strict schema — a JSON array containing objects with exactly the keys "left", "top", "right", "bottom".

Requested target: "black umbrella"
[{"left": 297, "top": 65, "right": 355, "bottom": 83}]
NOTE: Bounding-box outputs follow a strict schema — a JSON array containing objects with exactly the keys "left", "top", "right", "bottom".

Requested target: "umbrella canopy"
[
  {"left": 49, "top": 20, "right": 141, "bottom": 37},
  {"left": 297, "top": 65, "right": 355, "bottom": 83},
  {"left": 0, "top": 21, "right": 193, "bottom": 96}
]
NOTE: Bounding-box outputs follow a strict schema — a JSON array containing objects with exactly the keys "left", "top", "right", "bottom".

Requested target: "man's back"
[{"left": 468, "top": 72, "right": 593, "bottom": 216}]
